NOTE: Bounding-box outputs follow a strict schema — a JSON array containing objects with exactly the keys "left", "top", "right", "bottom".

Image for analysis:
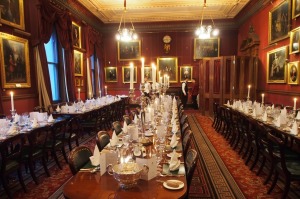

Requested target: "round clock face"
[{"left": 163, "top": 35, "right": 172, "bottom": 43}]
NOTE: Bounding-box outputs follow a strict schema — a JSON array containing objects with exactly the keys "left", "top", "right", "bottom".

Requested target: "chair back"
[
  {"left": 26, "top": 127, "right": 49, "bottom": 157},
  {"left": 181, "top": 123, "right": 190, "bottom": 138},
  {"left": 112, "top": 121, "right": 123, "bottom": 135},
  {"left": 68, "top": 146, "right": 92, "bottom": 175},
  {"left": 185, "top": 148, "right": 198, "bottom": 195},
  {"left": 180, "top": 114, "right": 188, "bottom": 127},
  {"left": 96, "top": 131, "right": 110, "bottom": 152},
  {"left": 33, "top": 106, "right": 46, "bottom": 113},
  {"left": 67, "top": 116, "right": 82, "bottom": 139},
  {"left": 182, "top": 130, "right": 192, "bottom": 157},
  {"left": 123, "top": 115, "right": 132, "bottom": 125},
  {"left": 49, "top": 120, "right": 67, "bottom": 146}
]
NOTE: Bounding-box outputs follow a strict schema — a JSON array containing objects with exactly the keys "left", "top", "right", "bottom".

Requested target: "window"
[
  {"left": 90, "top": 55, "right": 96, "bottom": 97},
  {"left": 45, "top": 30, "right": 60, "bottom": 101}
]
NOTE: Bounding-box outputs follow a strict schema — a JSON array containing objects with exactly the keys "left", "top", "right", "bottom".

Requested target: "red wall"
[{"left": 238, "top": 1, "right": 300, "bottom": 107}]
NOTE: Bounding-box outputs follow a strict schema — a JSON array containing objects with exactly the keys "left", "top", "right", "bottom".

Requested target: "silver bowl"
[{"left": 107, "top": 162, "right": 148, "bottom": 189}]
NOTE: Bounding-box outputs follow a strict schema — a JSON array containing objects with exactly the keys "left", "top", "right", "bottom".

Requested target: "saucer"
[{"left": 163, "top": 180, "right": 184, "bottom": 190}]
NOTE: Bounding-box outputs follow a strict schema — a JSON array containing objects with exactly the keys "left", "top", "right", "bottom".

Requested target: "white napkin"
[
  {"left": 31, "top": 118, "right": 39, "bottom": 128},
  {"left": 275, "top": 116, "right": 281, "bottom": 127},
  {"left": 252, "top": 108, "right": 256, "bottom": 117},
  {"left": 172, "top": 123, "right": 178, "bottom": 134},
  {"left": 14, "top": 114, "right": 20, "bottom": 123},
  {"left": 56, "top": 105, "right": 61, "bottom": 112},
  {"left": 7, "top": 125, "right": 18, "bottom": 135},
  {"left": 110, "top": 131, "right": 118, "bottom": 146},
  {"left": 134, "top": 114, "right": 138, "bottom": 123},
  {"left": 291, "top": 121, "right": 298, "bottom": 135},
  {"left": 169, "top": 150, "right": 180, "bottom": 171},
  {"left": 297, "top": 112, "right": 300, "bottom": 120},
  {"left": 89, "top": 144, "right": 100, "bottom": 166},
  {"left": 227, "top": 100, "right": 230, "bottom": 106},
  {"left": 272, "top": 104, "right": 274, "bottom": 110},
  {"left": 81, "top": 106, "right": 86, "bottom": 112},
  {"left": 122, "top": 121, "right": 128, "bottom": 134},
  {"left": 262, "top": 111, "right": 267, "bottom": 122},
  {"left": 48, "top": 114, "right": 54, "bottom": 122},
  {"left": 170, "top": 133, "right": 178, "bottom": 148}
]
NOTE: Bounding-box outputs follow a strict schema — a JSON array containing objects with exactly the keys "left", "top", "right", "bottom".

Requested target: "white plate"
[
  {"left": 167, "top": 153, "right": 182, "bottom": 158},
  {"left": 163, "top": 180, "right": 184, "bottom": 190}
]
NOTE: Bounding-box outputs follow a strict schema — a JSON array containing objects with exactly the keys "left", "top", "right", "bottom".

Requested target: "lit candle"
[
  {"left": 167, "top": 75, "right": 170, "bottom": 87},
  {"left": 294, "top": 98, "right": 297, "bottom": 110},
  {"left": 247, "top": 85, "right": 251, "bottom": 99},
  {"left": 10, "top": 92, "right": 14, "bottom": 111},
  {"left": 130, "top": 63, "right": 134, "bottom": 89},
  {"left": 261, "top": 93, "right": 264, "bottom": 104},
  {"left": 89, "top": 92, "right": 91, "bottom": 99},
  {"left": 105, "top": 86, "right": 108, "bottom": 96},
  {"left": 78, "top": 88, "right": 80, "bottom": 100},
  {"left": 141, "top": 57, "right": 145, "bottom": 84},
  {"left": 152, "top": 63, "right": 156, "bottom": 87}
]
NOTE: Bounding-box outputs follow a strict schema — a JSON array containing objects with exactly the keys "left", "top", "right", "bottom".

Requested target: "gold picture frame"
[
  {"left": 0, "top": 0, "right": 25, "bottom": 30},
  {"left": 290, "top": 27, "right": 300, "bottom": 54},
  {"left": 117, "top": 40, "right": 141, "bottom": 61},
  {"left": 72, "top": 22, "right": 81, "bottom": 48},
  {"left": 122, "top": 66, "right": 137, "bottom": 83},
  {"left": 104, "top": 67, "right": 118, "bottom": 82},
  {"left": 268, "top": 1, "right": 290, "bottom": 44},
  {"left": 288, "top": 61, "right": 299, "bottom": 85},
  {"left": 267, "top": 46, "right": 288, "bottom": 83},
  {"left": 144, "top": 66, "right": 152, "bottom": 82},
  {"left": 0, "top": 32, "right": 31, "bottom": 88},
  {"left": 74, "top": 50, "right": 83, "bottom": 76},
  {"left": 194, "top": 38, "right": 220, "bottom": 59},
  {"left": 292, "top": 0, "right": 300, "bottom": 19},
  {"left": 180, "top": 66, "right": 193, "bottom": 82},
  {"left": 157, "top": 57, "right": 178, "bottom": 83}
]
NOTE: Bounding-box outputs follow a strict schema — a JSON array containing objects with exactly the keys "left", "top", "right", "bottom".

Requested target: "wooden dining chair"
[
  {"left": 68, "top": 145, "right": 93, "bottom": 175},
  {"left": 0, "top": 134, "right": 27, "bottom": 198},
  {"left": 33, "top": 106, "right": 46, "bottom": 113},
  {"left": 112, "top": 121, "right": 123, "bottom": 135},
  {"left": 123, "top": 115, "right": 132, "bottom": 125},
  {"left": 182, "top": 130, "right": 193, "bottom": 158},
  {"left": 96, "top": 131, "right": 110, "bottom": 152},
  {"left": 65, "top": 116, "right": 82, "bottom": 151},
  {"left": 212, "top": 102, "right": 219, "bottom": 128},
  {"left": 181, "top": 122, "right": 190, "bottom": 138},
  {"left": 184, "top": 148, "right": 198, "bottom": 199}
]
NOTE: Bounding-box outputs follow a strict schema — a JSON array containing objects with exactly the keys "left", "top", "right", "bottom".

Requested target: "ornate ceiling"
[{"left": 77, "top": 0, "right": 251, "bottom": 24}]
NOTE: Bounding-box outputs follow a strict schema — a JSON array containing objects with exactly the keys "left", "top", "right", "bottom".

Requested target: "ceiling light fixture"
[
  {"left": 116, "top": 0, "right": 138, "bottom": 41},
  {"left": 195, "top": 0, "right": 219, "bottom": 39}
]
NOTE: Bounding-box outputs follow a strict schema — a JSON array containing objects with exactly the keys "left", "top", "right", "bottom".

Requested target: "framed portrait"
[
  {"left": 180, "top": 66, "right": 193, "bottom": 82},
  {"left": 292, "top": 0, "right": 300, "bottom": 19},
  {"left": 288, "top": 61, "right": 299, "bottom": 84},
  {"left": 269, "top": 1, "right": 290, "bottom": 44},
  {"left": 290, "top": 27, "right": 300, "bottom": 54},
  {"left": 144, "top": 66, "right": 152, "bottom": 82},
  {"left": 117, "top": 40, "right": 141, "bottom": 61},
  {"left": 104, "top": 67, "right": 118, "bottom": 82},
  {"left": 72, "top": 22, "right": 81, "bottom": 48},
  {"left": 157, "top": 57, "right": 178, "bottom": 83},
  {"left": 267, "top": 46, "right": 288, "bottom": 83},
  {"left": 0, "top": 32, "right": 31, "bottom": 88},
  {"left": 194, "top": 38, "right": 220, "bottom": 59},
  {"left": 0, "top": 0, "right": 25, "bottom": 30},
  {"left": 75, "top": 78, "right": 80, "bottom": 86},
  {"left": 122, "top": 66, "right": 137, "bottom": 83},
  {"left": 74, "top": 50, "right": 83, "bottom": 76}
]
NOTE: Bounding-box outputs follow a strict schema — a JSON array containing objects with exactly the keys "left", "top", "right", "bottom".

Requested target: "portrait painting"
[
  {"left": 74, "top": 50, "right": 83, "bottom": 76},
  {"left": 180, "top": 66, "right": 193, "bottom": 82},
  {"left": 157, "top": 57, "right": 178, "bottom": 83},
  {"left": 288, "top": 61, "right": 299, "bottom": 84},
  {"left": 104, "top": 67, "right": 118, "bottom": 82},
  {"left": 0, "top": 32, "right": 31, "bottom": 88},
  {"left": 118, "top": 40, "right": 141, "bottom": 61},
  {"left": 290, "top": 27, "right": 300, "bottom": 54},
  {"left": 194, "top": 38, "right": 220, "bottom": 59},
  {"left": 267, "top": 46, "right": 288, "bottom": 83},
  {"left": 144, "top": 66, "right": 152, "bottom": 82},
  {"left": 269, "top": 1, "right": 290, "bottom": 44},
  {"left": 75, "top": 78, "right": 80, "bottom": 86},
  {"left": 72, "top": 22, "right": 81, "bottom": 48},
  {"left": 0, "top": 0, "right": 25, "bottom": 30},
  {"left": 122, "top": 66, "right": 137, "bottom": 83},
  {"left": 292, "top": 0, "right": 300, "bottom": 19}
]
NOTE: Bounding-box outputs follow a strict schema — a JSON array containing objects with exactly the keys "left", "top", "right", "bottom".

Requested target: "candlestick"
[
  {"left": 141, "top": 58, "right": 145, "bottom": 83},
  {"left": 78, "top": 88, "right": 80, "bottom": 100},
  {"left": 130, "top": 63, "right": 134, "bottom": 89},
  {"left": 99, "top": 90, "right": 102, "bottom": 98},
  {"left": 261, "top": 93, "right": 264, "bottom": 104},
  {"left": 294, "top": 98, "right": 297, "bottom": 110},
  {"left": 10, "top": 92, "right": 14, "bottom": 111},
  {"left": 247, "top": 85, "right": 251, "bottom": 99},
  {"left": 105, "top": 86, "right": 108, "bottom": 96},
  {"left": 89, "top": 92, "right": 91, "bottom": 99},
  {"left": 152, "top": 63, "right": 156, "bottom": 87}
]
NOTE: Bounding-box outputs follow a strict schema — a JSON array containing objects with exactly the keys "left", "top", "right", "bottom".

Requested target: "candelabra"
[
  {"left": 10, "top": 109, "right": 16, "bottom": 121},
  {"left": 129, "top": 88, "right": 135, "bottom": 104}
]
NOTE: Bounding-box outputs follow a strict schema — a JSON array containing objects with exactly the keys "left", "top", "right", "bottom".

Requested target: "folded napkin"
[
  {"left": 56, "top": 105, "right": 61, "bottom": 112},
  {"left": 170, "top": 133, "right": 178, "bottom": 148},
  {"left": 172, "top": 123, "right": 178, "bottom": 134},
  {"left": 89, "top": 144, "right": 100, "bottom": 166},
  {"left": 252, "top": 108, "right": 256, "bottom": 117},
  {"left": 48, "top": 114, "right": 54, "bottom": 122},
  {"left": 275, "top": 116, "right": 281, "bottom": 127},
  {"left": 262, "top": 111, "right": 268, "bottom": 122},
  {"left": 133, "top": 114, "right": 138, "bottom": 124},
  {"left": 227, "top": 100, "right": 230, "bottom": 106},
  {"left": 7, "top": 125, "right": 18, "bottom": 135},
  {"left": 14, "top": 114, "right": 20, "bottom": 123},
  {"left": 31, "top": 118, "right": 39, "bottom": 128},
  {"left": 291, "top": 121, "right": 298, "bottom": 135},
  {"left": 122, "top": 121, "right": 128, "bottom": 134},
  {"left": 110, "top": 131, "right": 118, "bottom": 146},
  {"left": 81, "top": 106, "right": 86, "bottom": 112},
  {"left": 297, "top": 112, "right": 300, "bottom": 120},
  {"left": 169, "top": 151, "right": 180, "bottom": 171},
  {"left": 272, "top": 104, "right": 274, "bottom": 109}
]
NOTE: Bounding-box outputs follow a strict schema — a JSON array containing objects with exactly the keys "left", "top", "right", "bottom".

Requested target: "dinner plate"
[{"left": 163, "top": 180, "right": 184, "bottom": 190}]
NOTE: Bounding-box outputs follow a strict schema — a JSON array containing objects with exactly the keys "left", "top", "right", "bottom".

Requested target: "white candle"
[
  {"left": 247, "top": 85, "right": 251, "bottom": 98},
  {"left": 167, "top": 76, "right": 170, "bottom": 87},
  {"left": 152, "top": 63, "right": 156, "bottom": 85},
  {"left": 261, "top": 93, "right": 264, "bottom": 104},
  {"left": 158, "top": 71, "right": 161, "bottom": 82},
  {"left": 130, "top": 63, "right": 134, "bottom": 90},
  {"left": 99, "top": 90, "right": 101, "bottom": 98},
  {"left": 10, "top": 92, "right": 14, "bottom": 111},
  {"left": 78, "top": 88, "right": 80, "bottom": 100},
  {"left": 105, "top": 86, "right": 108, "bottom": 95},
  {"left": 159, "top": 77, "right": 162, "bottom": 84},
  {"left": 294, "top": 98, "right": 297, "bottom": 110},
  {"left": 141, "top": 58, "right": 145, "bottom": 84}
]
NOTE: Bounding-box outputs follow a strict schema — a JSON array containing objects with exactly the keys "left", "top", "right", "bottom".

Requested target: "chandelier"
[
  {"left": 195, "top": 0, "right": 219, "bottom": 39},
  {"left": 116, "top": 0, "right": 138, "bottom": 41}
]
